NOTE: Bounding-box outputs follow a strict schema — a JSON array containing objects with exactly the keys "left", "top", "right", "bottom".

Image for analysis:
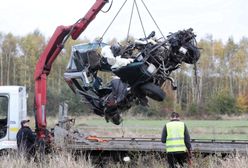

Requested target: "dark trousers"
[
  {"left": 167, "top": 152, "right": 188, "bottom": 168},
  {"left": 18, "top": 145, "right": 36, "bottom": 161}
]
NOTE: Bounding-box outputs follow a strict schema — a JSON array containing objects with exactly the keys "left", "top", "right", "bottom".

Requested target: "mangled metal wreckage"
[{"left": 64, "top": 29, "right": 200, "bottom": 125}]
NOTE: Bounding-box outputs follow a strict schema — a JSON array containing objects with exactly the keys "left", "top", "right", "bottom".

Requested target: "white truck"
[{"left": 0, "top": 86, "right": 27, "bottom": 152}]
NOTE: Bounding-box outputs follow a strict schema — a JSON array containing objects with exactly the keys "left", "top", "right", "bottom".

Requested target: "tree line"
[{"left": 0, "top": 30, "right": 248, "bottom": 117}]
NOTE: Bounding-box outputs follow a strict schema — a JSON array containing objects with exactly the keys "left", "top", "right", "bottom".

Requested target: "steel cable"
[
  {"left": 100, "top": 0, "right": 128, "bottom": 40},
  {"left": 140, "top": 0, "right": 165, "bottom": 40}
]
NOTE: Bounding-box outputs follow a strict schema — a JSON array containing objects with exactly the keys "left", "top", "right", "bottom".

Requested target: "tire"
[{"left": 140, "top": 83, "right": 165, "bottom": 101}]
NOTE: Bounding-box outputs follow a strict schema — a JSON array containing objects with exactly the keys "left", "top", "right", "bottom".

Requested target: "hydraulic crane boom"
[{"left": 34, "top": 0, "right": 108, "bottom": 140}]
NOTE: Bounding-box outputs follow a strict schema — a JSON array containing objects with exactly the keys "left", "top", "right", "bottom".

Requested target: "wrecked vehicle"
[{"left": 64, "top": 28, "right": 200, "bottom": 125}]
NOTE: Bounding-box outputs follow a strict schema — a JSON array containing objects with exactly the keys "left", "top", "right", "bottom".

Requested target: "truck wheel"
[{"left": 140, "top": 83, "right": 165, "bottom": 101}]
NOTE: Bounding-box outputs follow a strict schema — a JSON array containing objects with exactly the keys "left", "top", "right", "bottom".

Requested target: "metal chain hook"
[{"left": 101, "top": 0, "right": 114, "bottom": 13}]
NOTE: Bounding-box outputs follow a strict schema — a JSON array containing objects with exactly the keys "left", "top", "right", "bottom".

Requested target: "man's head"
[
  {"left": 21, "top": 118, "right": 30, "bottom": 127},
  {"left": 170, "top": 112, "right": 180, "bottom": 121}
]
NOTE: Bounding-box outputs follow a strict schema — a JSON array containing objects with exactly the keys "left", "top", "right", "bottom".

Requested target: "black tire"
[{"left": 140, "top": 83, "right": 165, "bottom": 101}]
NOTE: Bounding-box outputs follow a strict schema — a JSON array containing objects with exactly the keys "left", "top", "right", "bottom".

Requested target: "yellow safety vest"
[{"left": 166, "top": 121, "right": 187, "bottom": 153}]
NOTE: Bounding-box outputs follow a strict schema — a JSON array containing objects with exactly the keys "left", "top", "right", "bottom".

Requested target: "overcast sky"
[{"left": 0, "top": 0, "right": 247, "bottom": 42}]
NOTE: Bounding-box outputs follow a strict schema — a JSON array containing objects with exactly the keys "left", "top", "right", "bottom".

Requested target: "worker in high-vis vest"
[{"left": 161, "top": 112, "right": 192, "bottom": 168}]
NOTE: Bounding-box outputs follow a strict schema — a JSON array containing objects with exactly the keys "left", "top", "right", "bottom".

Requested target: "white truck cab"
[{"left": 0, "top": 86, "right": 27, "bottom": 151}]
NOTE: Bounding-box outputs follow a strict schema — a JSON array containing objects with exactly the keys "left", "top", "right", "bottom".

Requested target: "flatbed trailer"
[{"left": 54, "top": 126, "right": 248, "bottom": 156}]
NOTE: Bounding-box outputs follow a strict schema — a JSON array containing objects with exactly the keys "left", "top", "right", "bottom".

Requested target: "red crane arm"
[{"left": 34, "top": 0, "right": 108, "bottom": 140}]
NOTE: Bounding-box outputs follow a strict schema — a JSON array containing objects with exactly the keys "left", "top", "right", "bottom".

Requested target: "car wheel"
[{"left": 140, "top": 83, "right": 165, "bottom": 101}]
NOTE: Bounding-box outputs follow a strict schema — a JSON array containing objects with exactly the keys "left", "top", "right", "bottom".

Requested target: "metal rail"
[{"left": 76, "top": 137, "right": 248, "bottom": 154}]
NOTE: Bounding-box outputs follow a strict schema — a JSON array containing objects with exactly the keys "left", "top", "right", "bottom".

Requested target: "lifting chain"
[{"left": 100, "top": 0, "right": 165, "bottom": 42}]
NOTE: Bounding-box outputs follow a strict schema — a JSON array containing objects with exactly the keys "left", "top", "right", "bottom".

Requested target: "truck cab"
[{"left": 0, "top": 86, "right": 27, "bottom": 152}]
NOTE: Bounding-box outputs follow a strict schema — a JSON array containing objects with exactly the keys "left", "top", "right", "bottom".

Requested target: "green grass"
[{"left": 76, "top": 119, "right": 248, "bottom": 140}]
